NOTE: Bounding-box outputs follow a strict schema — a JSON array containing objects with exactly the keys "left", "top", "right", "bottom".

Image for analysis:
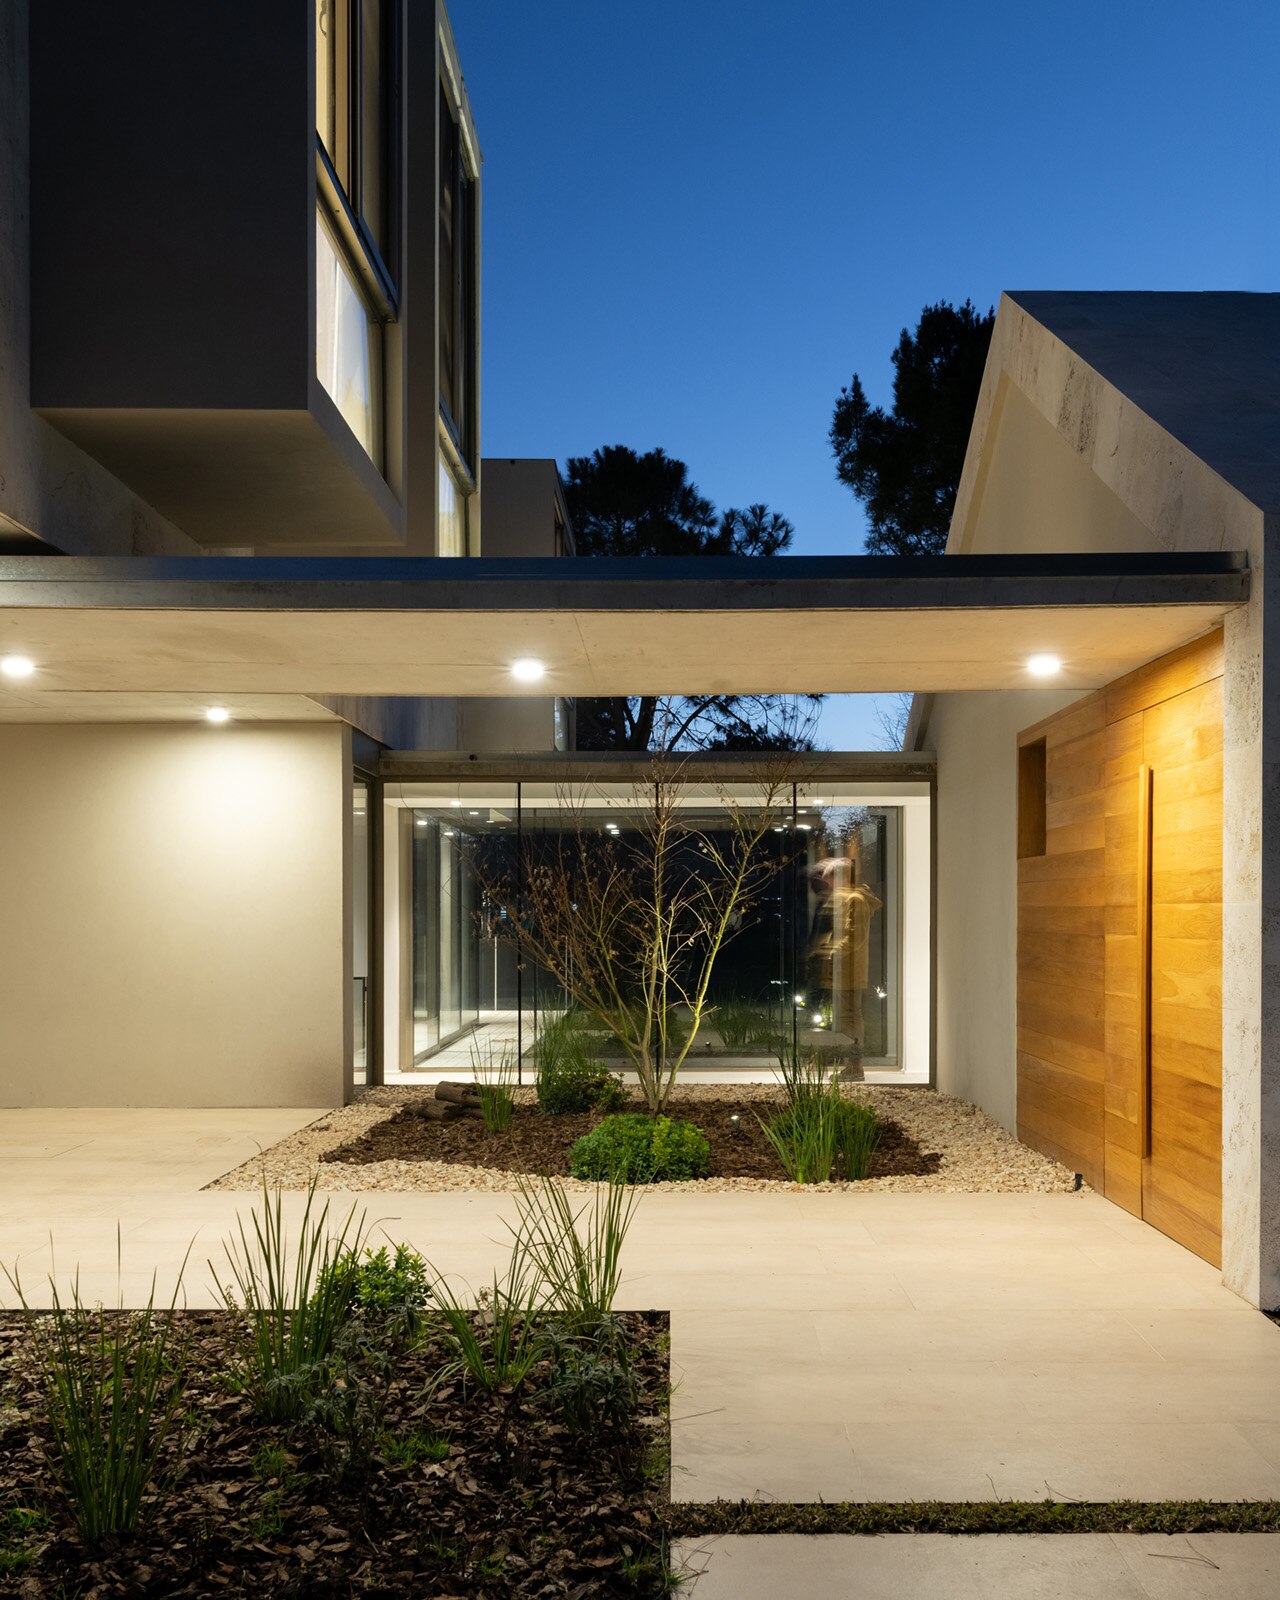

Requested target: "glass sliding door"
[{"left": 408, "top": 789, "right": 515, "bottom": 1064}]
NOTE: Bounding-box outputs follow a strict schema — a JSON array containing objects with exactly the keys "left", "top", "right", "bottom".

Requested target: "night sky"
[{"left": 448, "top": 0, "right": 1277, "bottom": 748}]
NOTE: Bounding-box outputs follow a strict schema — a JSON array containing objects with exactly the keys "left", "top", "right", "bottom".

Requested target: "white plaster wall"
[
  {"left": 925, "top": 690, "right": 1080, "bottom": 1127},
  {"left": 0, "top": 723, "right": 351, "bottom": 1106},
  {"left": 899, "top": 797, "right": 932, "bottom": 1081}
]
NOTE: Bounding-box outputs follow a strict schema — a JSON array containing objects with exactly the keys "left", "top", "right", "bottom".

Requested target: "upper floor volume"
[{"left": 27, "top": 0, "right": 481, "bottom": 555}]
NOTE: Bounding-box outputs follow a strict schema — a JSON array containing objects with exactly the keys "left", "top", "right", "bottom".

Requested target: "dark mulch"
[
  {"left": 0, "top": 1309, "right": 671, "bottom": 1598},
  {"left": 321, "top": 1096, "right": 942, "bottom": 1182}
]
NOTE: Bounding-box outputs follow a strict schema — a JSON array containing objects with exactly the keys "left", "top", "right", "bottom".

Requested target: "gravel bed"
[{"left": 206, "top": 1083, "right": 1081, "bottom": 1195}]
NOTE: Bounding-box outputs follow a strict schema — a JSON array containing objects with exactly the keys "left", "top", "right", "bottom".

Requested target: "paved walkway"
[
  {"left": 675, "top": 1535, "right": 1280, "bottom": 1598},
  {"left": 4, "top": 1109, "right": 1280, "bottom": 1506}
]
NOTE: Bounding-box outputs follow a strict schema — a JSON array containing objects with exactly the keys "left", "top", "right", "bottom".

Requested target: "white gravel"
[{"left": 206, "top": 1083, "right": 1082, "bottom": 1196}]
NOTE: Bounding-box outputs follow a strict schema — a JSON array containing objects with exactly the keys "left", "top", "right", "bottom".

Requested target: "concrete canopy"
[{"left": 0, "top": 551, "right": 1247, "bottom": 719}]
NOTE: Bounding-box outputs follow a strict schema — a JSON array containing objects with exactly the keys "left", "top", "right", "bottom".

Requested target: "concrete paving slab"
[
  {"left": 4, "top": 1114, "right": 1280, "bottom": 1505},
  {"left": 674, "top": 1534, "right": 1280, "bottom": 1599}
]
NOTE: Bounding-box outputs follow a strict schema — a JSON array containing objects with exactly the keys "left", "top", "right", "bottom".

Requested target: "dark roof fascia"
[{"left": 0, "top": 552, "right": 1250, "bottom": 613}]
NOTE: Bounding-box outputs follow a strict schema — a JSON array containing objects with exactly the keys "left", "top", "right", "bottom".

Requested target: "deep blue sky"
[{"left": 449, "top": 0, "right": 1277, "bottom": 747}]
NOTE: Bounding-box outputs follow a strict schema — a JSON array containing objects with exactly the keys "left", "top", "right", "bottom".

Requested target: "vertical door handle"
[{"left": 1137, "top": 763, "right": 1153, "bottom": 1162}]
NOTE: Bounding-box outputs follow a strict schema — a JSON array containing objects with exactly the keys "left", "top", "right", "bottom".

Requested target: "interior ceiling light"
[
  {"left": 510, "top": 657, "right": 546, "bottom": 682},
  {"left": 1027, "top": 653, "right": 1062, "bottom": 678},
  {"left": 205, "top": 706, "right": 230, "bottom": 724},
  {"left": 450, "top": 800, "right": 462, "bottom": 808},
  {"left": 0, "top": 654, "right": 35, "bottom": 679}
]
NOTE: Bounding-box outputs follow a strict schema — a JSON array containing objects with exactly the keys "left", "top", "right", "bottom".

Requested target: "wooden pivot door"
[
  {"left": 1017, "top": 631, "right": 1223, "bottom": 1266},
  {"left": 1140, "top": 672, "right": 1223, "bottom": 1263}
]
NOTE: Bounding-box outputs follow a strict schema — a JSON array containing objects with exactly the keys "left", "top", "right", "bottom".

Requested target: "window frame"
[
  {"left": 316, "top": 0, "right": 400, "bottom": 320},
  {"left": 437, "top": 69, "right": 478, "bottom": 472}
]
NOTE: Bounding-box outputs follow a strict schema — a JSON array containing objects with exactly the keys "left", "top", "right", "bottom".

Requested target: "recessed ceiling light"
[
  {"left": 511, "top": 657, "right": 545, "bottom": 682},
  {"left": 205, "top": 706, "right": 230, "bottom": 724},
  {"left": 1027, "top": 654, "right": 1062, "bottom": 678},
  {"left": 450, "top": 800, "right": 462, "bottom": 808},
  {"left": 0, "top": 654, "right": 35, "bottom": 679}
]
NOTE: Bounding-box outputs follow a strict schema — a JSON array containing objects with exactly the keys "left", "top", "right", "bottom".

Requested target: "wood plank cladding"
[{"left": 1016, "top": 630, "right": 1223, "bottom": 1265}]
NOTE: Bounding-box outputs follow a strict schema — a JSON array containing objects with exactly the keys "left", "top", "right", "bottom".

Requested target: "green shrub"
[
  {"left": 537, "top": 1019, "right": 623, "bottom": 1115},
  {"left": 569, "top": 1113, "right": 710, "bottom": 1183},
  {"left": 534, "top": 1320, "right": 638, "bottom": 1433},
  {"left": 592, "top": 1075, "right": 628, "bottom": 1113},
  {"left": 320, "top": 1242, "right": 431, "bottom": 1321}
]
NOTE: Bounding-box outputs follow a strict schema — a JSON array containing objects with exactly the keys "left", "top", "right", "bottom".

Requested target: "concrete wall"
[
  {"left": 954, "top": 380, "right": 1161, "bottom": 556},
  {"left": 0, "top": 722, "right": 351, "bottom": 1107},
  {"left": 479, "top": 459, "right": 570, "bottom": 558},
  {"left": 927, "top": 291, "right": 1274, "bottom": 1305},
  {"left": 922, "top": 689, "right": 1079, "bottom": 1127},
  {"left": 460, "top": 697, "right": 561, "bottom": 752},
  {"left": 923, "top": 338, "right": 1162, "bottom": 1123}
]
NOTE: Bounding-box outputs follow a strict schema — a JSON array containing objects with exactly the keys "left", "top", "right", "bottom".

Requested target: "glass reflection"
[{"left": 399, "top": 780, "right": 906, "bottom": 1076}]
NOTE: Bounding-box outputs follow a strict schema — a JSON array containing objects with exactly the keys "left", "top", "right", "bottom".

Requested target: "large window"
[
  {"left": 316, "top": 211, "right": 379, "bottom": 456},
  {"left": 314, "top": 0, "right": 398, "bottom": 463},
  {"left": 437, "top": 458, "right": 468, "bottom": 557},
  {"left": 387, "top": 776, "right": 930, "bottom": 1082},
  {"left": 438, "top": 79, "right": 477, "bottom": 470}
]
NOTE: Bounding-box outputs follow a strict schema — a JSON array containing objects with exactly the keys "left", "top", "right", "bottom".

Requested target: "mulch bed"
[
  {"left": 0, "top": 1309, "right": 670, "bottom": 1598},
  {"left": 321, "top": 1096, "right": 942, "bottom": 1182}
]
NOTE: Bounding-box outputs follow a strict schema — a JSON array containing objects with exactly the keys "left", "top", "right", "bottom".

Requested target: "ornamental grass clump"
[
  {"left": 431, "top": 1245, "right": 545, "bottom": 1394},
  {"left": 760, "top": 1079, "right": 880, "bottom": 1183},
  {"left": 569, "top": 1113, "right": 709, "bottom": 1183},
  {"left": 535, "top": 1015, "right": 625, "bottom": 1115},
  {"left": 471, "top": 1039, "right": 518, "bottom": 1133},
  {"left": 212, "top": 1179, "right": 366, "bottom": 1422},
  {"left": 3, "top": 1251, "right": 190, "bottom": 1544},
  {"left": 512, "top": 1174, "right": 641, "bottom": 1330}
]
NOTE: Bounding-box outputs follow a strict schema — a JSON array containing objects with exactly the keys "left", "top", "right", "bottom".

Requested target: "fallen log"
[
  {"left": 405, "top": 1098, "right": 462, "bottom": 1121},
  {"left": 435, "top": 1081, "right": 482, "bottom": 1106}
]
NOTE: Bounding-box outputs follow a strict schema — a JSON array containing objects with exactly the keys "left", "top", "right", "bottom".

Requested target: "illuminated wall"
[{"left": 0, "top": 722, "right": 351, "bottom": 1106}]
